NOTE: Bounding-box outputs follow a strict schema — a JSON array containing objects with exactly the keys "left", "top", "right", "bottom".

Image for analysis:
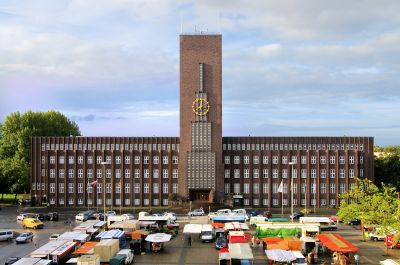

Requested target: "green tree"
[
  {"left": 338, "top": 178, "right": 398, "bottom": 243},
  {"left": 0, "top": 111, "right": 80, "bottom": 201},
  {"left": 375, "top": 152, "right": 400, "bottom": 189}
]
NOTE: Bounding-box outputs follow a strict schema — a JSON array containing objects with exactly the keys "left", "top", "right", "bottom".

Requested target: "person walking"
[
  {"left": 354, "top": 254, "right": 360, "bottom": 265},
  {"left": 188, "top": 236, "right": 192, "bottom": 246}
]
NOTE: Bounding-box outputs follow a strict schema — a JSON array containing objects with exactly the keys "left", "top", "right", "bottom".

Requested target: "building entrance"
[{"left": 191, "top": 190, "right": 210, "bottom": 202}]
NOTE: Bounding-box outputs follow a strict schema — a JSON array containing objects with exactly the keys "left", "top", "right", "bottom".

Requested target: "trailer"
[
  {"left": 93, "top": 239, "right": 119, "bottom": 263},
  {"left": 30, "top": 240, "right": 77, "bottom": 263},
  {"left": 12, "top": 258, "right": 51, "bottom": 265},
  {"left": 58, "top": 232, "right": 90, "bottom": 243},
  {"left": 299, "top": 217, "right": 337, "bottom": 231}
]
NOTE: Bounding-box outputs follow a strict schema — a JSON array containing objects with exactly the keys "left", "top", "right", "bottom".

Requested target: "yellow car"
[
  {"left": 300, "top": 208, "right": 313, "bottom": 214},
  {"left": 22, "top": 218, "right": 44, "bottom": 229}
]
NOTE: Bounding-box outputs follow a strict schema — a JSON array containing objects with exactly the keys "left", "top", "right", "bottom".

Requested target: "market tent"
[
  {"left": 228, "top": 243, "right": 254, "bottom": 260},
  {"left": 183, "top": 224, "right": 203, "bottom": 234},
  {"left": 225, "top": 222, "right": 249, "bottom": 231},
  {"left": 256, "top": 226, "right": 302, "bottom": 238},
  {"left": 380, "top": 259, "right": 400, "bottom": 265},
  {"left": 316, "top": 234, "right": 358, "bottom": 253},
  {"left": 73, "top": 242, "right": 97, "bottom": 255},
  {"left": 262, "top": 237, "right": 301, "bottom": 251},
  {"left": 145, "top": 233, "right": 172, "bottom": 243},
  {"left": 212, "top": 223, "right": 225, "bottom": 228},
  {"left": 58, "top": 232, "right": 90, "bottom": 242},
  {"left": 30, "top": 240, "right": 68, "bottom": 258},
  {"left": 265, "top": 249, "right": 296, "bottom": 263}
]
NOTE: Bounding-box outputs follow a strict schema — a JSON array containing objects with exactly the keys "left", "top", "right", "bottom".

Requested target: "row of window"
[
  {"left": 239, "top": 198, "right": 338, "bottom": 206},
  {"left": 223, "top": 143, "right": 364, "bottom": 151},
  {"left": 42, "top": 155, "right": 179, "bottom": 165},
  {"left": 42, "top": 168, "right": 179, "bottom": 179},
  {"left": 41, "top": 143, "right": 180, "bottom": 152},
  {"left": 224, "top": 182, "right": 354, "bottom": 195},
  {"left": 35, "top": 182, "right": 178, "bottom": 194},
  {"left": 224, "top": 168, "right": 362, "bottom": 179},
  {"left": 224, "top": 155, "right": 363, "bottom": 165},
  {"left": 49, "top": 198, "right": 170, "bottom": 206}
]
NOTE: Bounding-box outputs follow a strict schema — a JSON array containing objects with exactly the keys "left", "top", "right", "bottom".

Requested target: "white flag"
[{"left": 277, "top": 181, "right": 283, "bottom": 193}]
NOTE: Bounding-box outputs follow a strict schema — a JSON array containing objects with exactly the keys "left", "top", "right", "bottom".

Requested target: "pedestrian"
[
  {"left": 188, "top": 236, "right": 192, "bottom": 246},
  {"left": 354, "top": 254, "right": 360, "bottom": 265}
]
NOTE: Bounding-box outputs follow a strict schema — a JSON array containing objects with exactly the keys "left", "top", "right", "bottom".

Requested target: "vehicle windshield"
[
  {"left": 202, "top": 231, "right": 212, "bottom": 236},
  {"left": 296, "top": 258, "right": 306, "bottom": 263},
  {"left": 33, "top": 219, "right": 41, "bottom": 223}
]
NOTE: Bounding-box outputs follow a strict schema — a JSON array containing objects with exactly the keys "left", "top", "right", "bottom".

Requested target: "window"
[
  {"left": 262, "top": 169, "right": 269, "bottom": 178},
  {"left": 291, "top": 156, "right": 297, "bottom": 164},
  {"left": 172, "top": 169, "right": 178, "bottom": 178},
  {"left": 69, "top": 156, "right": 74, "bottom": 164},
  {"left": 125, "top": 156, "right": 130, "bottom": 164},
  {"left": 330, "top": 169, "right": 335, "bottom": 178},
  {"left": 293, "top": 183, "right": 298, "bottom": 193},
  {"left": 153, "top": 183, "right": 159, "bottom": 193},
  {"left": 320, "top": 169, "right": 326, "bottom": 178},
  {"left": 115, "top": 169, "right": 121, "bottom": 178},
  {"left": 96, "top": 169, "right": 102, "bottom": 178},
  {"left": 360, "top": 156, "right": 364, "bottom": 164},
  {"left": 78, "top": 183, "right": 83, "bottom": 193},
  {"left": 68, "top": 183, "right": 74, "bottom": 193},
  {"left": 124, "top": 169, "right": 130, "bottom": 178},
  {"left": 50, "top": 183, "right": 55, "bottom": 193},
  {"left": 339, "top": 156, "right": 345, "bottom": 164},
  {"left": 262, "top": 156, "right": 269, "bottom": 164},
  {"left": 320, "top": 183, "right": 326, "bottom": 193},
  {"left": 143, "top": 156, "right": 149, "bottom": 164},
  {"left": 234, "top": 156, "right": 240, "bottom": 164},
  {"left": 224, "top": 156, "right": 230, "bottom": 164},
  {"left": 272, "top": 169, "right": 278, "bottom": 178},
  {"left": 77, "top": 169, "right": 83, "bottom": 178},
  {"left": 106, "top": 183, "right": 112, "bottom": 193},
  {"left": 273, "top": 199, "right": 278, "bottom": 206},
  {"left": 50, "top": 156, "right": 55, "bottom": 164},
  {"left": 253, "top": 156, "right": 259, "bottom": 164},
  {"left": 49, "top": 169, "right": 55, "bottom": 178},
  {"left": 134, "top": 183, "right": 140, "bottom": 193},
  {"left": 224, "top": 169, "right": 230, "bottom": 178},
  {"left": 311, "top": 169, "right": 316, "bottom": 178},
  {"left": 244, "top": 169, "right": 249, "bottom": 178},
  {"left": 311, "top": 156, "right": 316, "bottom": 164},
  {"left": 163, "top": 156, "right": 168, "bottom": 164},
  {"left": 282, "top": 156, "right": 288, "bottom": 164},
  {"left": 244, "top": 199, "right": 250, "bottom": 206},
  {"left": 301, "top": 156, "right": 307, "bottom": 164},
  {"left": 330, "top": 156, "right": 335, "bottom": 164},
  {"left": 134, "top": 169, "right": 140, "bottom": 178},
  {"left": 172, "top": 156, "right": 178, "bottom": 164},
  {"left": 337, "top": 169, "right": 345, "bottom": 178},
  {"left": 97, "top": 183, "right": 102, "bottom": 193},
  {"left": 134, "top": 156, "right": 140, "bottom": 164},
  {"left": 68, "top": 169, "right": 74, "bottom": 178},
  {"left": 41, "top": 169, "right": 46, "bottom": 177},
  {"left": 320, "top": 156, "right": 326, "bottom": 164},
  {"left": 272, "top": 183, "right": 278, "bottom": 193},
  {"left": 253, "top": 199, "right": 259, "bottom": 206},
  {"left": 349, "top": 156, "right": 354, "bottom": 164},
  {"left": 301, "top": 183, "right": 306, "bottom": 193},
  {"left": 330, "top": 199, "right": 336, "bottom": 206},
  {"left": 59, "top": 183, "right": 64, "bottom": 193},
  {"left": 360, "top": 169, "right": 364, "bottom": 177},
  {"left": 87, "top": 156, "right": 93, "bottom": 164},
  {"left": 172, "top": 183, "right": 178, "bottom": 193},
  {"left": 106, "top": 156, "right": 111, "bottom": 163},
  {"left": 224, "top": 183, "right": 230, "bottom": 194},
  {"left": 96, "top": 156, "right": 102, "bottom": 164},
  {"left": 301, "top": 169, "right": 306, "bottom": 178},
  {"left": 244, "top": 156, "right": 249, "bottom": 164},
  {"left": 263, "top": 183, "right": 268, "bottom": 194},
  {"left": 320, "top": 199, "right": 326, "bottom": 206},
  {"left": 283, "top": 183, "right": 288, "bottom": 194},
  {"left": 253, "top": 169, "right": 259, "bottom": 178},
  {"left": 144, "top": 169, "right": 149, "bottom": 178},
  {"left": 144, "top": 183, "right": 149, "bottom": 193},
  {"left": 282, "top": 169, "right": 288, "bottom": 178},
  {"left": 234, "top": 183, "right": 240, "bottom": 193},
  {"left": 349, "top": 169, "right": 355, "bottom": 178},
  {"left": 162, "top": 199, "right": 169, "bottom": 206},
  {"left": 153, "top": 156, "right": 159, "bottom": 164},
  {"left": 244, "top": 183, "right": 250, "bottom": 194},
  {"left": 59, "top": 156, "right": 65, "bottom": 164},
  {"left": 272, "top": 156, "right": 278, "bottom": 164},
  {"left": 106, "top": 169, "right": 111, "bottom": 178},
  {"left": 153, "top": 169, "right": 159, "bottom": 178},
  {"left": 330, "top": 183, "right": 335, "bottom": 193},
  {"left": 162, "top": 169, "right": 168, "bottom": 178},
  {"left": 163, "top": 183, "right": 168, "bottom": 193},
  {"left": 234, "top": 169, "right": 240, "bottom": 178},
  {"left": 339, "top": 183, "right": 345, "bottom": 193}
]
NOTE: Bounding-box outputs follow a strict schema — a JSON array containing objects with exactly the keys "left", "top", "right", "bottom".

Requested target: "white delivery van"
[
  {"left": 0, "top": 230, "right": 14, "bottom": 241},
  {"left": 292, "top": 251, "right": 307, "bottom": 265},
  {"left": 201, "top": 224, "right": 214, "bottom": 243}
]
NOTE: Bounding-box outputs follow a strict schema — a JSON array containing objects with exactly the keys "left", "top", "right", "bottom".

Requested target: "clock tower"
[{"left": 179, "top": 34, "right": 223, "bottom": 203}]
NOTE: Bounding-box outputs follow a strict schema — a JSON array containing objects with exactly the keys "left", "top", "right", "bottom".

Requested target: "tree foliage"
[
  {"left": 375, "top": 147, "right": 400, "bottom": 189},
  {"left": 0, "top": 111, "right": 80, "bottom": 195}
]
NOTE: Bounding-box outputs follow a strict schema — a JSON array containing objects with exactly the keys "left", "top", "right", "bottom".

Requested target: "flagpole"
[{"left": 281, "top": 191, "right": 283, "bottom": 217}]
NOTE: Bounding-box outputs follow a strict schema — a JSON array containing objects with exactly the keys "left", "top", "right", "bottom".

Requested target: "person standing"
[
  {"left": 354, "top": 254, "right": 360, "bottom": 265},
  {"left": 188, "top": 236, "right": 192, "bottom": 246}
]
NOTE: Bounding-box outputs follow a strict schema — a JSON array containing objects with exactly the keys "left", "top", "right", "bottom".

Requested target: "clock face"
[{"left": 192, "top": 98, "right": 210, "bottom": 116}]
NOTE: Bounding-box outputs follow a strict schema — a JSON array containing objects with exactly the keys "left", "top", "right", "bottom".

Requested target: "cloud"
[{"left": 256, "top": 44, "right": 281, "bottom": 57}]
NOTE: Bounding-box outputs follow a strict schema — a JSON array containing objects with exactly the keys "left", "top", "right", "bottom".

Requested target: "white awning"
[
  {"left": 265, "top": 250, "right": 297, "bottom": 262},
  {"left": 145, "top": 233, "right": 172, "bottom": 243},
  {"left": 228, "top": 243, "right": 254, "bottom": 260},
  {"left": 183, "top": 224, "right": 203, "bottom": 234}
]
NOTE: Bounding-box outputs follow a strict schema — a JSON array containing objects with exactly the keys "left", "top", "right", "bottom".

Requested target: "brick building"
[{"left": 31, "top": 34, "right": 374, "bottom": 208}]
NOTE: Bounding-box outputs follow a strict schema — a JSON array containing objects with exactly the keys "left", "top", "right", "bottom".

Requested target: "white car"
[
  {"left": 105, "top": 211, "right": 116, "bottom": 216},
  {"left": 164, "top": 212, "right": 177, "bottom": 222},
  {"left": 122, "top": 214, "right": 135, "bottom": 220},
  {"left": 17, "top": 213, "right": 33, "bottom": 221},
  {"left": 49, "top": 234, "right": 60, "bottom": 241},
  {"left": 188, "top": 209, "right": 205, "bottom": 216}
]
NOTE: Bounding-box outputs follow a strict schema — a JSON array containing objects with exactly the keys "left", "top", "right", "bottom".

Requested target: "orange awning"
[
  {"left": 212, "top": 223, "right": 225, "bottom": 228},
  {"left": 72, "top": 241, "right": 97, "bottom": 255},
  {"left": 316, "top": 234, "right": 359, "bottom": 253}
]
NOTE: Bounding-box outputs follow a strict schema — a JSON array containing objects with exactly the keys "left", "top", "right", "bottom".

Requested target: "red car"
[{"left": 385, "top": 235, "right": 400, "bottom": 248}]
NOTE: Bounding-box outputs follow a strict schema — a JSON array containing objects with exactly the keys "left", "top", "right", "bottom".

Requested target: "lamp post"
[
  {"left": 101, "top": 162, "right": 110, "bottom": 220},
  {"left": 289, "top": 161, "right": 296, "bottom": 221}
]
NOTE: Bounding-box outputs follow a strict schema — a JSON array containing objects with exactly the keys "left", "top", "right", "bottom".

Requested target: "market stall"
[
  {"left": 73, "top": 242, "right": 98, "bottom": 255},
  {"left": 228, "top": 243, "right": 254, "bottom": 264},
  {"left": 262, "top": 237, "right": 301, "bottom": 251},
  {"left": 145, "top": 233, "right": 172, "bottom": 253},
  {"left": 265, "top": 249, "right": 296, "bottom": 263},
  {"left": 224, "top": 222, "right": 249, "bottom": 231},
  {"left": 183, "top": 224, "right": 203, "bottom": 234},
  {"left": 316, "top": 234, "right": 359, "bottom": 253}
]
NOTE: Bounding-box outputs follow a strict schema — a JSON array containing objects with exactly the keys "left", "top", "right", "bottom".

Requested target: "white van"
[
  {"left": 0, "top": 230, "right": 13, "bottom": 241},
  {"left": 201, "top": 224, "right": 214, "bottom": 242},
  {"left": 292, "top": 251, "right": 307, "bottom": 265}
]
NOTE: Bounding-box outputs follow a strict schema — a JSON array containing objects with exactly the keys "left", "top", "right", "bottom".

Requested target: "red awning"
[{"left": 316, "top": 234, "right": 359, "bottom": 253}]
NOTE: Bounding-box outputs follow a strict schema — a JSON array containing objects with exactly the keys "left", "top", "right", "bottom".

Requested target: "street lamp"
[
  {"left": 101, "top": 161, "right": 110, "bottom": 220},
  {"left": 289, "top": 161, "right": 296, "bottom": 221}
]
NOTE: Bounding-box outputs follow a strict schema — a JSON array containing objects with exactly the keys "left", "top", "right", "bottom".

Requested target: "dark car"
[
  {"left": 32, "top": 213, "right": 45, "bottom": 221},
  {"left": 5, "top": 257, "right": 20, "bottom": 265},
  {"left": 347, "top": 219, "right": 361, "bottom": 225},
  {"left": 215, "top": 236, "right": 228, "bottom": 250},
  {"left": 46, "top": 212, "right": 59, "bottom": 221},
  {"left": 290, "top": 212, "right": 304, "bottom": 220},
  {"left": 249, "top": 211, "right": 260, "bottom": 217}
]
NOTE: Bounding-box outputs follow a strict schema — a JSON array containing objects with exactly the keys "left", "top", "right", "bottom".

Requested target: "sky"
[{"left": 0, "top": 0, "right": 400, "bottom": 146}]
